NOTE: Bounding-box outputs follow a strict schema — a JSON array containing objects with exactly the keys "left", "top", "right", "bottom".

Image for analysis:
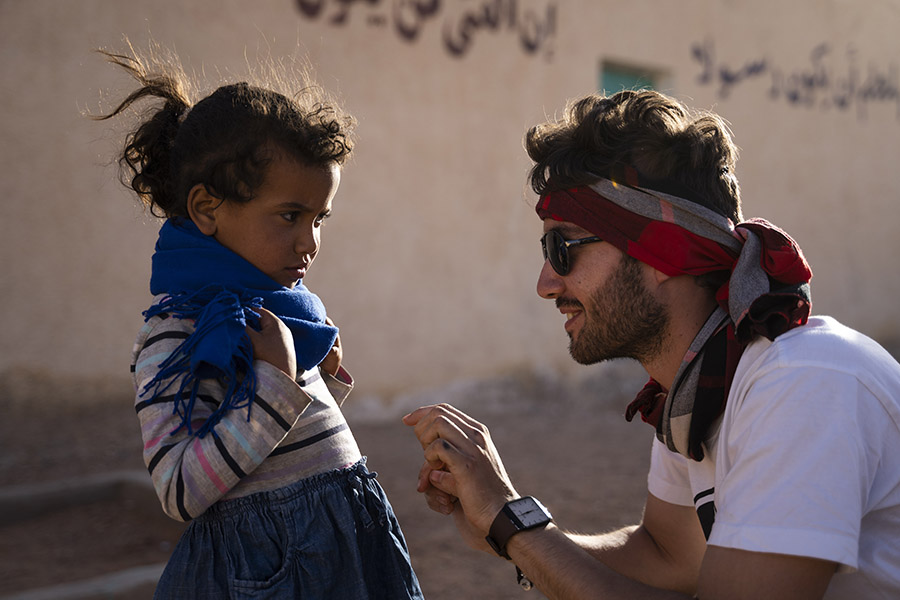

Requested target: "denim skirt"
[{"left": 154, "top": 459, "right": 424, "bottom": 599}]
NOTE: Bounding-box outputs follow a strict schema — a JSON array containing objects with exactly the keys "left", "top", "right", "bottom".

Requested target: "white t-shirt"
[{"left": 647, "top": 316, "right": 900, "bottom": 598}]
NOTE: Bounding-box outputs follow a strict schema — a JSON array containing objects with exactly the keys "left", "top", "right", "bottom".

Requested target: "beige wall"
[{"left": 2, "top": 0, "right": 899, "bottom": 409}]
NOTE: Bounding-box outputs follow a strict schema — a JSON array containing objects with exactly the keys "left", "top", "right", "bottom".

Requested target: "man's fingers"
[
  {"left": 414, "top": 455, "right": 458, "bottom": 514},
  {"left": 402, "top": 404, "right": 440, "bottom": 426},
  {"left": 428, "top": 465, "right": 458, "bottom": 497},
  {"left": 404, "top": 403, "right": 485, "bottom": 432},
  {"left": 423, "top": 486, "right": 458, "bottom": 515},
  {"left": 423, "top": 436, "right": 466, "bottom": 494},
  {"left": 403, "top": 404, "right": 489, "bottom": 456},
  {"left": 417, "top": 458, "right": 445, "bottom": 492},
  {"left": 410, "top": 411, "right": 470, "bottom": 451},
  {"left": 434, "top": 403, "right": 488, "bottom": 431}
]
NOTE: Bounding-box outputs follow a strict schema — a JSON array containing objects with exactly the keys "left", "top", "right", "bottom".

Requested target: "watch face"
[{"left": 510, "top": 497, "right": 551, "bottom": 527}]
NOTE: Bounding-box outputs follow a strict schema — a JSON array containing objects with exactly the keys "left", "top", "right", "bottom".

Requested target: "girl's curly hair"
[{"left": 95, "top": 41, "right": 355, "bottom": 219}]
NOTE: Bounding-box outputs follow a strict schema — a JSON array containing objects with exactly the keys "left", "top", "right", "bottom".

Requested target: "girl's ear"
[{"left": 186, "top": 184, "right": 220, "bottom": 236}]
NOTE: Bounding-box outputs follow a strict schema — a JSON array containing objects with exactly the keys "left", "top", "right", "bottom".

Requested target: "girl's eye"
[
  {"left": 314, "top": 212, "right": 332, "bottom": 227},
  {"left": 281, "top": 212, "right": 300, "bottom": 223}
]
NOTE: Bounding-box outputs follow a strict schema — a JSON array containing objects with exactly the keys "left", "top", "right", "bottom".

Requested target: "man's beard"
[{"left": 566, "top": 254, "right": 669, "bottom": 365}]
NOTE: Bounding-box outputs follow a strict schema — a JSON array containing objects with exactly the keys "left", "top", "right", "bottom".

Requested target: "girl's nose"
[
  {"left": 536, "top": 259, "right": 563, "bottom": 299},
  {"left": 295, "top": 227, "right": 319, "bottom": 257}
]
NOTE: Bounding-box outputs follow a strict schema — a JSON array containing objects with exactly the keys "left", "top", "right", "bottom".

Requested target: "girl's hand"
[
  {"left": 247, "top": 307, "right": 297, "bottom": 381},
  {"left": 319, "top": 317, "right": 342, "bottom": 377}
]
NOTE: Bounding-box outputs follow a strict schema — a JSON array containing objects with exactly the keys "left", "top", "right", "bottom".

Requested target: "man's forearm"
[
  {"left": 505, "top": 524, "right": 693, "bottom": 599},
  {"left": 568, "top": 524, "right": 701, "bottom": 594}
]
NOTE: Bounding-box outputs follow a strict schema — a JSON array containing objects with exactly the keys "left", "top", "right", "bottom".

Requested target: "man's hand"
[
  {"left": 319, "top": 317, "right": 342, "bottom": 377},
  {"left": 246, "top": 307, "right": 297, "bottom": 381},
  {"left": 402, "top": 404, "right": 519, "bottom": 552}
]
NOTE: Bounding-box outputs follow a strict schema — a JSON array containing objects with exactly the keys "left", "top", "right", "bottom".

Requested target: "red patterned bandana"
[{"left": 537, "top": 167, "right": 812, "bottom": 460}]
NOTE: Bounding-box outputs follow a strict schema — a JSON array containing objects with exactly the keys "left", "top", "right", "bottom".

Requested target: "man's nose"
[{"left": 536, "top": 259, "right": 563, "bottom": 299}]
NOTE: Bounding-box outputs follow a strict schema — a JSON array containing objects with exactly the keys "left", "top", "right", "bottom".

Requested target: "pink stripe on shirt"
[{"left": 194, "top": 442, "right": 230, "bottom": 494}]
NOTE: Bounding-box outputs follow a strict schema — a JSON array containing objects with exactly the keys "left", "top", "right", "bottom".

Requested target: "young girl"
[{"left": 98, "top": 45, "right": 423, "bottom": 599}]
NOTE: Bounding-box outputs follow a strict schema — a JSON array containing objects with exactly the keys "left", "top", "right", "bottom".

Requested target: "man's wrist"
[
  {"left": 485, "top": 496, "right": 553, "bottom": 559},
  {"left": 505, "top": 523, "right": 562, "bottom": 592}
]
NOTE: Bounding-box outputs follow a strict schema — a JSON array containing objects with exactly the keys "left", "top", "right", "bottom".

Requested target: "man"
[{"left": 403, "top": 90, "right": 900, "bottom": 599}]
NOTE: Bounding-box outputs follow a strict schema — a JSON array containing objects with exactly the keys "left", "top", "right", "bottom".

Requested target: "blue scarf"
[{"left": 140, "top": 219, "right": 339, "bottom": 438}]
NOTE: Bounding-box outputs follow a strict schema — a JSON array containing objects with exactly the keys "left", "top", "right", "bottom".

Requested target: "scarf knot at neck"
[
  {"left": 625, "top": 379, "right": 668, "bottom": 426},
  {"left": 140, "top": 219, "right": 338, "bottom": 438}
]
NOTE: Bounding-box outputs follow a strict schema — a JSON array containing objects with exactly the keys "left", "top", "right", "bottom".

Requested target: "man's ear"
[
  {"left": 186, "top": 184, "right": 220, "bottom": 236},
  {"left": 642, "top": 263, "right": 675, "bottom": 300},
  {"left": 652, "top": 265, "right": 672, "bottom": 286}
]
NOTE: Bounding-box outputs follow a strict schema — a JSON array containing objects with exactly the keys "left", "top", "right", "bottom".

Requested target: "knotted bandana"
[
  {"left": 537, "top": 166, "right": 812, "bottom": 460},
  {"left": 139, "top": 219, "right": 338, "bottom": 438}
]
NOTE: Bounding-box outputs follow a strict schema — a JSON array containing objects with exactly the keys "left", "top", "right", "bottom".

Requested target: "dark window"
[{"left": 600, "top": 61, "right": 659, "bottom": 93}]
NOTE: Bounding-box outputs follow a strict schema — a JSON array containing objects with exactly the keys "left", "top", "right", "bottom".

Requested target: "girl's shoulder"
[{"left": 132, "top": 297, "right": 196, "bottom": 363}]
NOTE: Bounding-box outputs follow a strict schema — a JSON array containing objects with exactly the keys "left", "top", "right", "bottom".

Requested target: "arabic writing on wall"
[
  {"left": 295, "top": 0, "right": 557, "bottom": 59},
  {"left": 692, "top": 39, "right": 900, "bottom": 120}
]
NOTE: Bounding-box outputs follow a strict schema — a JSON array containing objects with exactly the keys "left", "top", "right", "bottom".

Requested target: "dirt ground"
[{"left": 0, "top": 365, "right": 652, "bottom": 599}]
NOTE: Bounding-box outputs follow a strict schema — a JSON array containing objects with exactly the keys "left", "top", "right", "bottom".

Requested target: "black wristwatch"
[{"left": 485, "top": 496, "right": 553, "bottom": 560}]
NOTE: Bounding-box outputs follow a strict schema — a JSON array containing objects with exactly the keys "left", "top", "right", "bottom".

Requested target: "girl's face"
[{"left": 208, "top": 156, "right": 341, "bottom": 288}]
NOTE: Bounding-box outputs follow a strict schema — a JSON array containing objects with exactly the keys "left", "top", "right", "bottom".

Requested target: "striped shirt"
[{"left": 131, "top": 309, "right": 362, "bottom": 522}]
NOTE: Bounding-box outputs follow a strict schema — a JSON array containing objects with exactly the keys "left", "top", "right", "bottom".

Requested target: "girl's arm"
[{"left": 132, "top": 314, "right": 311, "bottom": 521}]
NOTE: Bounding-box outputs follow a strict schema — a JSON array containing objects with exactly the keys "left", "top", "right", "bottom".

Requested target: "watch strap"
[
  {"left": 516, "top": 566, "right": 534, "bottom": 591},
  {"left": 485, "top": 496, "right": 552, "bottom": 560}
]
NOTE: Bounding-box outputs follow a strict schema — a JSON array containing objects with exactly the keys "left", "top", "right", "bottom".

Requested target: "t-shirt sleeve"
[
  {"left": 647, "top": 437, "right": 694, "bottom": 507},
  {"left": 708, "top": 361, "right": 870, "bottom": 571}
]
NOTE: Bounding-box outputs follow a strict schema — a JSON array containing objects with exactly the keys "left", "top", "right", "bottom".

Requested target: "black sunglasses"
[{"left": 540, "top": 230, "right": 603, "bottom": 275}]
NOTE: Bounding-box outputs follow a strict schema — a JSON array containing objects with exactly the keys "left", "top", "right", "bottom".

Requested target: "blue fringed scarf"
[{"left": 140, "top": 219, "right": 339, "bottom": 438}]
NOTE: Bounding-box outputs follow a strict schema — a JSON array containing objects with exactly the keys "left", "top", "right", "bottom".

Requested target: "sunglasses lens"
[{"left": 542, "top": 231, "right": 568, "bottom": 275}]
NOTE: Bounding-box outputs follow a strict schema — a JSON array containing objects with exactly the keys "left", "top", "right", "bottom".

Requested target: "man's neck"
[{"left": 642, "top": 278, "right": 718, "bottom": 390}]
